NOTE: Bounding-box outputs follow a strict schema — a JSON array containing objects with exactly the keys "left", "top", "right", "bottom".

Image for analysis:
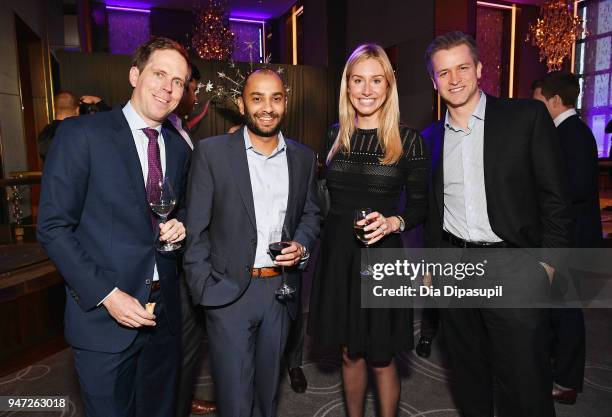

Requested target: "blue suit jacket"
[
  {"left": 183, "top": 130, "right": 321, "bottom": 318},
  {"left": 37, "top": 107, "right": 191, "bottom": 353}
]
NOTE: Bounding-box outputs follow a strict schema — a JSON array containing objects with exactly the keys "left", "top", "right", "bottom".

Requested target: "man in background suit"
[
  {"left": 533, "top": 71, "right": 602, "bottom": 404},
  {"left": 37, "top": 90, "right": 80, "bottom": 162},
  {"left": 184, "top": 69, "right": 320, "bottom": 417},
  {"left": 169, "top": 64, "right": 218, "bottom": 417},
  {"left": 37, "top": 38, "right": 191, "bottom": 417},
  {"left": 422, "top": 32, "right": 572, "bottom": 417}
]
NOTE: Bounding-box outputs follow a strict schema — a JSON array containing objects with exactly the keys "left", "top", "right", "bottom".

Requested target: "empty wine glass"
[
  {"left": 267, "top": 227, "right": 296, "bottom": 300},
  {"left": 354, "top": 208, "right": 373, "bottom": 276},
  {"left": 148, "top": 177, "right": 180, "bottom": 252}
]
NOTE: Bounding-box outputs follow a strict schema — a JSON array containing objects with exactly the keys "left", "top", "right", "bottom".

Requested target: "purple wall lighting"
[
  {"left": 229, "top": 18, "right": 265, "bottom": 63},
  {"left": 107, "top": 6, "right": 151, "bottom": 55}
]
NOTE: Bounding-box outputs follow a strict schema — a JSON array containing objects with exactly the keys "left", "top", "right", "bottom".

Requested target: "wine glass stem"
[{"left": 365, "top": 245, "right": 371, "bottom": 271}]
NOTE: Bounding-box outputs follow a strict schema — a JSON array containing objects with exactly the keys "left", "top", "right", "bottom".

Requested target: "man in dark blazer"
[
  {"left": 422, "top": 32, "right": 572, "bottom": 417},
  {"left": 184, "top": 69, "right": 320, "bottom": 417},
  {"left": 37, "top": 38, "right": 192, "bottom": 417},
  {"left": 533, "top": 71, "right": 602, "bottom": 404}
]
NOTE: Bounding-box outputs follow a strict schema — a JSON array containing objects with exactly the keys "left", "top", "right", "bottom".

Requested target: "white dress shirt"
[{"left": 553, "top": 108, "right": 577, "bottom": 128}]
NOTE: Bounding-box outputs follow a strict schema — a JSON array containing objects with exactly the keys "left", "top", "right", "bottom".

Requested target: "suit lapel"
[
  {"left": 227, "top": 131, "right": 257, "bottom": 230},
  {"left": 283, "top": 141, "right": 298, "bottom": 237},
  {"left": 162, "top": 122, "right": 180, "bottom": 188},
  {"left": 110, "top": 108, "right": 151, "bottom": 229},
  {"left": 430, "top": 121, "right": 445, "bottom": 225},
  {"left": 482, "top": 95, "right": 501, "bottom": 197}
]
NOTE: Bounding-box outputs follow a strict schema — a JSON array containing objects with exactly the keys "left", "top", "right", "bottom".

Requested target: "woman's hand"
[{"left": 362, "top": 212, "right": 401, "bottom": 245}]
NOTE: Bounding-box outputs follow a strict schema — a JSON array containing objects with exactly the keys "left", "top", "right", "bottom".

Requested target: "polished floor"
[{"left": 1, "top": 308, "right": 611, "bottom": 417}]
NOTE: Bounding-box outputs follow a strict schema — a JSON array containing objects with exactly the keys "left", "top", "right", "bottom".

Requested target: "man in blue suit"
[
  {"left": 37, "top": 38, "right": 192, "bottom": 417},
  {"left": 184, "top": 69, "right": 320, "bottom": 417}
]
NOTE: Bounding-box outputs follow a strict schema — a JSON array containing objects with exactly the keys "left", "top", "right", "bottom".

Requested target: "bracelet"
[{"left": 394, "top": 215, "right": 405, "bottom": 233}]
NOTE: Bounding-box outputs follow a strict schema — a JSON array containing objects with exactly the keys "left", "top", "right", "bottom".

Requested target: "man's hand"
[
  {"left": 539, "top": 262, "right": 555, "bottom": 284},
  {"left": 274, "top": 241, "right": 304, "bottom": 267},
  {"left": 159, "top": 219, "right": 186, "bottom": 243},
  {"left": 102, "top": 289, "right": 156, "bottom": 327}
]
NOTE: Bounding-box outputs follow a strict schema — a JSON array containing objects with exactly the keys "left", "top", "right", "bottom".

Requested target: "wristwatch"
[{"left": 299, "top": 243, "right": 310, "bottom": 261}]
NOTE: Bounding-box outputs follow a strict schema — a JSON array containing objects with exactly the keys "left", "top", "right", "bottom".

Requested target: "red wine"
[
  {"left": 268, "top": 241, "right": 291, "bottom": 260},
  {"left": 354, "top": 225, "right": 369, "bottom": 243}
]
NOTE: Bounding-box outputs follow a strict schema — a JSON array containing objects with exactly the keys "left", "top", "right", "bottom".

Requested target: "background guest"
[
  {"left": 37, "top": 90, "right": 79, "bottom": 162},
  {"left": 533, "top": 71, "right": 602, "bottom": 405}
]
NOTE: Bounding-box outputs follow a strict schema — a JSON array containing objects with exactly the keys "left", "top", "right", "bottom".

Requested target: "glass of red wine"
[
  {"left": 268, "top": 227, "right": 296, "bottom": 300},
  {"left": 354, "top": 208, "right": 373, "bottom": 276}
]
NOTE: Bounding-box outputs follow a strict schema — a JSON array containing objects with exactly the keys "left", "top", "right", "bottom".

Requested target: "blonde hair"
[{"left": 327, "top": 43, "right": 402, "bottom": 165}]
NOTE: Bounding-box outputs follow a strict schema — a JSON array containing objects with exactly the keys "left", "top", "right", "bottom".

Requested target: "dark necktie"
[{"left": 142, "top": 128, "right": 162, "bottom": 225}]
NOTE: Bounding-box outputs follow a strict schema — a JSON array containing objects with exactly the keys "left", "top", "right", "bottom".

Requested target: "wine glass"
[
  {"left": 267, "top": 227, "right": 296, "bottom": 300},
  {"left": 149, "top": 177, "right": 180, "bottom": 252},
  {"left": 354, "top": 208, "right": 373, "bottom": 276}
]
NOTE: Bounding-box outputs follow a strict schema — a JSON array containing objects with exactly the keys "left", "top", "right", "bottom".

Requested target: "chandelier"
[{"left": 526, "top": 0, "right": 586, "bottom": 72}]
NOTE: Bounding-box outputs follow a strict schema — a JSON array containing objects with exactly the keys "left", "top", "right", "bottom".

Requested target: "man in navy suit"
[
  {"left": 37, "top": 38, "right": 192, "bottom": 417},
  {"left": 533, "top": 71, "right": 602, "bottom": 405},
  {"left": 184, "top": 69, "right": 320, "bottom": 417}
]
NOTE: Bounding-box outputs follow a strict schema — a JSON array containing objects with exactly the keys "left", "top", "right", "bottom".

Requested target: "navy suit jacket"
[
  {"left": 422, "top": 96, "right": 572, "bottom": 260},
  {"left": 183, "top": 130, "right": 321, "bottom": 318},
  {"left": 37, "top": 107, "right": 191, "bottom": 353}
]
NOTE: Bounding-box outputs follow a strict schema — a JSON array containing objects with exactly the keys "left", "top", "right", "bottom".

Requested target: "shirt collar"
[
  {"left": 122, "top": 101, "right": 162, "bottom": 134},
  {"left": 553, "top": 108, "right": 577, "bottom": 127},
  {"left": 243, "top": 126, "right": 286, "bottom": 156},
  {"left": 444, "top": 91, "right": 486, "bottom": 131}
]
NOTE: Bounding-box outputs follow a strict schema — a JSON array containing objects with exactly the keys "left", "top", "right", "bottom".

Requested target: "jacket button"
[{"left": 145, "top": 279, "right": 151, "bottom": 285}]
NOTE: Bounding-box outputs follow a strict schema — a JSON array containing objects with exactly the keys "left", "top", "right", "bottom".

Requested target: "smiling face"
[
  {"left": 430, "top": 43, "right": 482, "bottom": 110},
  {"left": 237, "top": 71, "right": 286, "bottom": 139},
  {"left": 129, "top": 49, "right": 189, "bottom": 127},
  {"left": 347, "top": 58, "right": 389, "bottom": 126}
]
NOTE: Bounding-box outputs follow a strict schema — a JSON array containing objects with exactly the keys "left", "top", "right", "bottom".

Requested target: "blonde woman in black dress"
[{"left": 309, "top": 44, "right": 429, "bottom": 417}]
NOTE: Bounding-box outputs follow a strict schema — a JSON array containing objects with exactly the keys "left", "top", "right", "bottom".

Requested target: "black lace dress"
[{"left": 308, "top": 126, "right": 429, "bottom": 364}]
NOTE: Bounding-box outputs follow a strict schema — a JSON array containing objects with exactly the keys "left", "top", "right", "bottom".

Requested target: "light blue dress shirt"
[
  {"left": 243, "top": 127, "right": 290, "bottom": 268},
  {"left": 443, "top": 93, "right": 502, "bottom": 243}
]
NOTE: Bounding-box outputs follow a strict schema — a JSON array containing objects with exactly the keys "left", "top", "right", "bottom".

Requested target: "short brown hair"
[
  {"left": 538, "top": 71, "right": 580, "bottom": 107},
  {"left": 425, "top": 31, "right": 480, "bottom": 76},
  {"left": 131, "top": 37, "right": 191, "bottom": 79},
  {"left": 54, "top": 90, "right": 79, "bottom": 112}
]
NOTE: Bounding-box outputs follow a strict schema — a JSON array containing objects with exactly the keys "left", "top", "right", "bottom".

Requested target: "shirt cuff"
[{"left": 97, "top": 287, "right": 118, "bottom": 306}]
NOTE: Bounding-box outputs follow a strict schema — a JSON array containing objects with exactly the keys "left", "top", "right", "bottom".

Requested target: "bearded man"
[{"left": 183, "top": 69, "right": 320, "bottom": 417}]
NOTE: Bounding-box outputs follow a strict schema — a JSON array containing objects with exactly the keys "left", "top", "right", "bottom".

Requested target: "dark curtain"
[{"left": 56, "top": 51, "right": 338, "bottom": 155}]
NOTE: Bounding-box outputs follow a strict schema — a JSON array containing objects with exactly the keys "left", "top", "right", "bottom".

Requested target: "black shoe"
[
  {"left": 288, "top": 367, "right": 307, "bottom": 393},
  {"left": 416, "top": 336, "right": 433, "bottom": 358}
]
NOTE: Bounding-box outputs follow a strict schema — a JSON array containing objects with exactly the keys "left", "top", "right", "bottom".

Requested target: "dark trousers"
[
  {"left": 441, "top": 308, "right": 554, "bottom": 417},
  {"left": 420, "top": 303, "right": 439, "bottom": 340},
  {"left": 176, "top": 276, "right": 207, "bottom": 417},
  {"left": 206, "top": 276, "right": 290, "bottom": 417},
  {"left": 73, "top": 289, "right": 180, "bottom": 417},
  {"left": 284, "top": 281, "right": 304, "bottom": 370},
  {"left": 551, "top": 308, "right": 585, "bottom": 390}
]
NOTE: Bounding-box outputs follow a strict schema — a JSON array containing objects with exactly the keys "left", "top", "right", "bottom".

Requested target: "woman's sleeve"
[{"left": 399, "top": 129, "right": 430, "bottom": 230}]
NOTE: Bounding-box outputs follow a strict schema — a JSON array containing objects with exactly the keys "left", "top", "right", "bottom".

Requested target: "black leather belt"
[{"left": 442, "top": 231, "right": 512, "bottom": 248}]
